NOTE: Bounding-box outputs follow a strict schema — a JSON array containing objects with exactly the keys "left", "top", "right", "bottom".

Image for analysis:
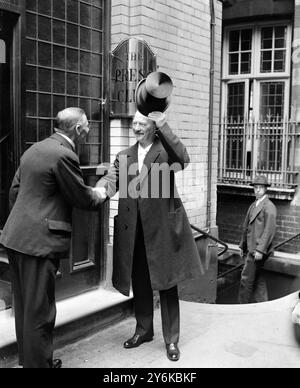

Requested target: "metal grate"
[
  {"left": 25, "top": 0, "right": 105, "bottom": 166},
  {"left": 218, "top": 117, "right": 300, "bottom": 189}
]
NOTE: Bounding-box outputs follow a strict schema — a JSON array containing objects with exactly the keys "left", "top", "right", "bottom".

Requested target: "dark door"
[
  {"left": 0, "top": 10, "right": 17, "bottom": 312},
  {"left": 21, "top": 0, "right": 110, "bottom": 300},
  {"left": 0, "top": 13, "right": 13, "bottom": 232}
]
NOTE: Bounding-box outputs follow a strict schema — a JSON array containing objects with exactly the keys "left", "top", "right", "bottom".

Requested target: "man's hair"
[{"left": 55, "top": 107, "right": 86, "bottom": 135}]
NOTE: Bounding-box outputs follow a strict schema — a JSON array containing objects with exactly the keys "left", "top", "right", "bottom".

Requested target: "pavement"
[{"left": 48, "top": 292, "right": 300, "bottom": 369}]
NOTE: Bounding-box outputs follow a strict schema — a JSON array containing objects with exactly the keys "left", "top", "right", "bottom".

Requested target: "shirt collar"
[
  {"left": 138, "top": 143, "right": 153, "bottom": 154},
  {"left": 55, "top": 132, "right": 75, "bottom": 151},
  {"left": 256, "top": 195, "right": 267, "bottom": 207}
]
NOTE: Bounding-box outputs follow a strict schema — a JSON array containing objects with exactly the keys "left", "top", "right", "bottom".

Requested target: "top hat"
[
  {"left": 250, "top": 175, "right": 271, "bottom": 187},
  {"left": 135, "top": 72, "right": 173, "bottom": 116}
]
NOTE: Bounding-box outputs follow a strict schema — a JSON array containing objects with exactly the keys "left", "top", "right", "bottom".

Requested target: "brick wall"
[
  {"left": 109, "top": 0, "right": 222, "bottom": 242},
  {"left": 217, "top": 193, "right": 300, "bottom": 254}
]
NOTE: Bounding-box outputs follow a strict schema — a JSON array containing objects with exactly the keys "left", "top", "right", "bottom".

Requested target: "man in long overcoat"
[
  {"left": 0, "top": 108, "right": 106, "bottom": 368},
  {"left": 97, "top": 110, "right": 202, "bottom": 361},
  {"left": 239, "top": 176, "right": 277, "bottom": 304}
]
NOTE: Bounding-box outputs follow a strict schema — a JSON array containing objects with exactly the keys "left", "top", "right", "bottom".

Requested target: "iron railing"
[
  {"left": 191, "top": 225, "right": 229, "bottom": 257},
  {"left": 218, "top": 117, "right": 300, "bottom": 189},
  {"left": 217, "top": 232, "right": 300, "bottom": 280}
]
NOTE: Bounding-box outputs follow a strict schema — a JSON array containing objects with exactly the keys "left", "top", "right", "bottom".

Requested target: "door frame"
[{"left": 0, "top": 1, "right": 25, "bottom": 172}]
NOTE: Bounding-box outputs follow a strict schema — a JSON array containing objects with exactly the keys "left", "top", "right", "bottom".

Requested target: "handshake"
[{"left": 92, "top": 186, "right": 107, "bottom": 202}]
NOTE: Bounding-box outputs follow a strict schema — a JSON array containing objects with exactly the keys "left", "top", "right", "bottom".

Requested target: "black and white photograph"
[{"left": 0, "top": 0, "right": 300, "bottom": 373}]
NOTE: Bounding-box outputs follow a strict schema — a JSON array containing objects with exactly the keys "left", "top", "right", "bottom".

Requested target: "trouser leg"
[
  {"left": 160, "top": 286, "right": 180, "bottom": 345},
  {"left": 239, "top": 253, "right": 259, "bottom": 304},
  {"left": 253, "top": 270, "right": 269, "bottom": 303},
  {"left": 7, "top": 250, "right": 24, "bottom": 366},
  {"left": 132, "top": 218, "right": 154, "bottom": 338},
  {"left": 8, "top": 250, "right": 60, "bottom": 368}
]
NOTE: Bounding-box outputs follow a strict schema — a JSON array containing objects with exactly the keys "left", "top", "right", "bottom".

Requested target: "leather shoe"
[
  {"left": 52, "top": 359, "right": 62, "bottom": 369},
  {"left": 124, "top": 334, "right": 153, "bottom": 349},
  {"left": 166, "top": 343, "right": 180, "bottom": 362}
]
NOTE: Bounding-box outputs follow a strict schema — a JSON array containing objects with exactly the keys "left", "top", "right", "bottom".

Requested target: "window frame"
[{"left": 223, "top": 21, "right": 292, "bottom": 82}]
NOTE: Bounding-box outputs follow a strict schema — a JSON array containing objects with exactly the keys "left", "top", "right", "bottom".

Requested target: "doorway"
[{"left": 0, "top": 10, "right": 18, "bottom": 311}]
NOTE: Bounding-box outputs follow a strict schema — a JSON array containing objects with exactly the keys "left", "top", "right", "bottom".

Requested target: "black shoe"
[
  {"left": 52, "top": 359, "right": 62, "bottom": 369},
  {"left": 124, "top": 334, "right": 153, "bottom": 349},
  {"left": 166, "top": 343, "right": 180, "bottom": 362}
]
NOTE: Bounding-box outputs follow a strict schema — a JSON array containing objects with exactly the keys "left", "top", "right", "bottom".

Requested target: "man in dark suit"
[
  {"left": 239, "top": 176, "right": 277, "bottom": 304},
  {"left": 97, "top": 110, "right": 203, "bottom": 362},
  {"left": 0, "top": 107, "right": 106, "bottom": 368}
]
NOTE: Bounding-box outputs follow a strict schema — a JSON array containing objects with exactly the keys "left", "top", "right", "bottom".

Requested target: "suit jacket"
[
  {"left": 97, "top": 123, "right": 203, "bottom": 296},
  {"left": 0, "top": 133, "right": 102, "bottom": 258},
  {"left": 240, "top": 196, "right": 277, "bottom": 257}
]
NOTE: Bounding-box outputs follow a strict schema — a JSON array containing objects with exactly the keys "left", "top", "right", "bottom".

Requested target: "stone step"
[{"left": 0, "top": 288, "right": 133, "bottom": 368}]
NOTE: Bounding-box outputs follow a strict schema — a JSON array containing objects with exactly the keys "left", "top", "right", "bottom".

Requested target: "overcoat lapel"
[
  {"left": 139, "top": 139, "right": 163, "bottom": 189},
  {"left": 126, "top": 143, "right": 139, "bottom": 183},
  {"left": 250, "top": 197, "right": 268, "bottom": 224}
]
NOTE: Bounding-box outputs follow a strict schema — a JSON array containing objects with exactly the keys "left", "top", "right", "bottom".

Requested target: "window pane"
[
  {"left": 26, "top": 119, "right": 38, "bottom": 143},
  {"left": 91, "top": 54, "right": 102, "bottom": 74},
  {"left": 26, "top": 0, "right": 37, "bottom": 12},
  {"left": 80, "top": 75, "right": 91, "bottom": 97},
  {"left": 67, "top": 24, "right": 79, "bottom": 47},
  {"left": 53, "top": 46, "right": 66, "bottom": 69},
  {"left": 53, "top": 71, "right": 66, "bottom": 94},
  {"left": 91, "top": 100, "right": 102, "bottom": 121},
  {"left": 67, "top": 73, "right": 79, "bottom": 95},
  {"left": 38, "top": 119, "right": 52, "bottom": 141},
  {"left": 67, "top": 0, "right": 79, "bottom": 23},
  {"left": 92, "top": 31, "right": 102, "bottom": 53},
  {"left": 241, "top": 29, "right": 252, "bottom": 51},
  {"left": 80, "top": 3, "right": 91, "bottom": 27},
  {"left": 53, "top": 20, "right": 66, "bottom": 45},
  {"left": 229, "top": 30, "right": 240, "bottom": 52},
  {"left": 38, "top": 0, "right": 51, "bottom": 16},
  {"left": 227, "top": 83, "right": 245, "bottom": 120},
  {"left": 26, "top": 66, "right": 37, "bottom": 91},
  {"left": 67, "top": 97, "right": 79, "bottom": 107},
  {"left": 80, "top": 27, "right": 91, "bottom": 51},
  {"left": 53, "top": 95, "right": 66, "bottom": 114},
  {"left": 26, "top": 40, "right": 37, "bottom": 65},
  {"left": 261, "top": 51, "right": 272, "bottom": 73},
  {"left": 274, "top": 50, "right": 286, "bottom": 72},
  {"left": 39, "top": 42, "right": 52, "bottom": 67},
  {"left": 26, "top": 13, "right": 37, "bottom": 39},
  {"left": 261, "top": 27, "right": 273, "bottom": 49},
  {"left": 38, "top": 16, "right": 51, "bottom": 41},
  {"left": 229, "top": 53, "right": 239, "bottom": 75},
  {"left": 80, "top": 51, "right": 91, "bottom": 73},
  {"left": 241, "top": 52, "right": 251, "bottom": 74},
  {"left": 26, "top": 92, "right": 37, "bottom": 116},
  {"left": 92, "top": 7, "right": 102, "bottom": 30},
  {"left": 260, "top": 82, "right": 285, "bottom": 119},
  {"left": 53, "top": 0, "right": 66, "bottom": 20},
  {"left": 39, "top": 94, "right": 52, "bottom": 117},
  {"left": 91, "top": 77, "right": 101, "bottom": 98},
  {"left": 38, "top": 68, "right": 52, "bottom": 92},
  {"left": 67, "top": 48, "right": 79, "bottom": 71},
  {"left": 80, "top": 98, "right": 91, "bottom": 119}
]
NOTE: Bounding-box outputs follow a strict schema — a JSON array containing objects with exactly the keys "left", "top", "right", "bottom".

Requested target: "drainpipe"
[{"left": 207, "top": 0, "right": 216, "bottom": 229}]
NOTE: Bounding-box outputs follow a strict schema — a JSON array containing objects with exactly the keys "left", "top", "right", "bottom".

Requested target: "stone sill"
[
  {"left": 0, "top": 288, "right": 132, "bottom": 351},
  {"left": 218, "top": 183, "right": 297, "bottom": 201}
]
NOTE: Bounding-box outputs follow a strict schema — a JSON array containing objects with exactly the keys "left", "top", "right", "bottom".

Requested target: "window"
[
  {"left": 219, "top": 22, "right": 298, "bottom": 189},
  {"left": 261, "top": 26, "right": 287, "bottom": 73},
  {"left": 25, "top": 0, "right": 105, "bottom": 166},
  {"left": 229, "top": 29, "right": 252, "bottom": 75}
]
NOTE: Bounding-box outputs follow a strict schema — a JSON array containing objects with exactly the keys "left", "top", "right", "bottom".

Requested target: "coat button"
[
  {"left": 127, "top": 207, "right": 130, "bottom": 212},
  {"left": 124, "top": 225, "right": 128, "bottom": 230}
]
